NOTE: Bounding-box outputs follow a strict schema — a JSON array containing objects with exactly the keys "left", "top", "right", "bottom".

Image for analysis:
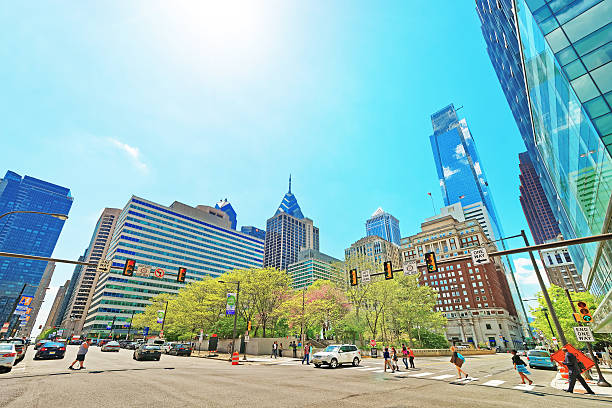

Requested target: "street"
[{"left": 1, "top": 346, "right": 610, "bottom": 407}]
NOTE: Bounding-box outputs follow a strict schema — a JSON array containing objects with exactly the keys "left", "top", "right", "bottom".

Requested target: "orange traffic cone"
[{"left": 232, "top": 352, "right": 239, "bottom": 365}]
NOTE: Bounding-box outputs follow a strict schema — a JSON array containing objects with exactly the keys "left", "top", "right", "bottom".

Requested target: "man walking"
[
  {"left": 302, "top": 342, "right": 310, "bottom": 365},
  {"left": 68, "top": 338, "right": 91, "bottom": 370},
  {"left": 271, "top": 341, "right": 278, "bottom": 359},
  {"left": 562, "top": 347, "right": 595, "bottom": 394}
]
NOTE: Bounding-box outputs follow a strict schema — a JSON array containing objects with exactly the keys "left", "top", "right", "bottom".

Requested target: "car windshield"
[
  {"left": 0, "top": 344, "right": 13, "bottom": 351},
  {"left": 145, "top": 345, "right": 161, "bottom": 350},
  {"left": 43, "top": 342, "right": 63, "bottom": 347},
  {"left": 323, "top": 346, "right": 340, "bottom": 352},
  {"left": 528, "top": 351, "right": 550, "bottom": 357},
  {"left": 107, "top": 342, "right": 119, "bottom": 345}
]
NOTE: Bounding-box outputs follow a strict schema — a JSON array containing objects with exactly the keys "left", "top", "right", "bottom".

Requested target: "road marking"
[
  {"left": 361, "top": 367, "right": 379, "bottom": 371},
  {"left": 410, "top": 372, "right": 434, "bottom": 377},
  {"left": 431, "top": 374, "right": 455, "bottom": 380},
  {"left": 513, "top": 384, "right": 534, "bottom": 391},
  {"left": 482, "top": 380, "right": 505, "bottom": 387}
]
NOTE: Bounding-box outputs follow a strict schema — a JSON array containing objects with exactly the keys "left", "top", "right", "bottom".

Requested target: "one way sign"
[{"left": 471, "top": 248, "right": 490, "bottom": 265}]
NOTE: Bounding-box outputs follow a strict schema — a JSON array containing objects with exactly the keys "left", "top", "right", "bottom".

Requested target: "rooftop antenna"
[{"left": 289, "top": 174, "right": 292, "bottom": 194}]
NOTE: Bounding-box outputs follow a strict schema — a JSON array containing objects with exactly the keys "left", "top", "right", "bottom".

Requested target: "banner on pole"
[
  {"left": 156, "top": 310, "right": 165, "bottom": 324},
  {"left": 226, "top": 293, "right": 237, "bottom": 315}
]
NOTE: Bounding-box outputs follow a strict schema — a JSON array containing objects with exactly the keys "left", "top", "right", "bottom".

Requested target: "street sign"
[
  {"left": 402, "top": 261, "right": 418, "bottom": 276},
  {"left": 153, "top": 268, "right": 165, "bottom": 278},
  {"left": 471, "top": 247, "right": 490, "bottom": 265},
  {"left": 143, "top": 327, "right": 149, "bottom": 336},
  {"left": 552, "top": 336, "right": 558, "bottom": 345},
  {"left": 0, "top": 322, "right": 9, "bottom": 333},
  {"left": 96, "top": 259, "right": 112, "bottom": 274},
  {"left": 244, "top": 335, "right": 250, "bottom": 343},
  {"left": 226, "top": 293, "right": 237, "bottom": 315},
  {"left": 573, "top": 326, "right": 595, "bottom": 342},
  {"left": 18, "top": 295, "right": 33, "bottom": 307},
  {"left": 361, "top": 270, "right": 371, "bottom": 283},
  {"left": 136, "top": 264, "right": 151, "bottom": 277}
]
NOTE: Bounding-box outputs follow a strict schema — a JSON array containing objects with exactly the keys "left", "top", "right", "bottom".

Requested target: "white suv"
[{"left": 312, "top": 344, "right": 361, "bottom": 368}]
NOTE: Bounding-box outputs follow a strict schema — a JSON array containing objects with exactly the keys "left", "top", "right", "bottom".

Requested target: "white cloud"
[
  {"left": 108, "top": 138, "right": 148, "bottom": 173},
  {"left": 474, "top": 161, "right": 482, "bottom": 176},
  {"left": 513, "top": 257, "right": 548, "bottom": 286},
  {"left": 454, "top": 144, "right": 466, "bottom": 159},
  {"left": 443, "top": 166, "right": 459, "bottom": 178}
]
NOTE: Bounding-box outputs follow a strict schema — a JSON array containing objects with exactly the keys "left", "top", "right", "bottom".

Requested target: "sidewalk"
[
  {"left": 550, "top": 367, "right": 612, "bottom": 396},
  {"left": 191, "top": 350, "right": 301, "bottom": 363}
]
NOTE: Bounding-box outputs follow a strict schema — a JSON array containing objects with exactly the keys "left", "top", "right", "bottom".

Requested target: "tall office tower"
[
  {"left": 429, "top": 104, "right": 502, "bottom": 241},
  {"left": 0, "top": 171, "right": 72, "bottom": 326},
  {"left": 540, "top": 237, "right": 586, "bottom": 293},
  {"left": 20, "top": 262, "right": 55, "bottom": 337},
  {"left": 83, "top": 196, "right": 264, "bottom": 336},
  {"left": 215, "top": 199, "right": 237, "bottom": 230},
  {"left": 366, "top": 207, "right": 401, "bottom": 245},
  {"left": 518, "top": 152, "right": 561, "bottom": 244},
  {"left": 345, "top": 235, "right": 401, "bottom": 269},
  {"left": 241, "top": 226, "right": 266, "bottom": 240},
  {"left": 401, "top": 215, "right": 522, "bottom": 349},
  {"left": 43, "top": 279, "right": 70, "bottom": 332},
  {"left": 60, "top": 208, "right": 120, "bottom": 334},
  {"left": 476, "top": 0, "right": 612, "bottom": 332},
  {"left": 56, "top": 254, "right": 84, "bottom": 328},
  {"left": 264, "top": 177, "right": 319, "bottom": 270},
  {"left": 287, "top": 249, "right": 342, "bottom": 290}
]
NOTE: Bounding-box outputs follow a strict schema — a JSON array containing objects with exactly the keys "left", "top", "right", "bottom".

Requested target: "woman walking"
[
  {"left": 391, "top": 347, "right": 400, "bottom": 372},
  {"left": 407, "top": 345, "right": 415, "bottom": 368},
  {"left": 510, "top": 350, "right": 533, "bottom": 385},
  {"left": 383, "top": 347, "right": 394, "bottom": 373},
  {"left": 450, "top": 346, "right": 469, "bottom": 379},
  {"left": 279, "top": 343, "right": 283, "bottom": 358},
  {"left": 401, "top": 345, "right": 409, "bottom": 369}
]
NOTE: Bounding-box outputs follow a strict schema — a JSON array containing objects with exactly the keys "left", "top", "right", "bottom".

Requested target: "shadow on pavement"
[{"left": 0, "top": 366, "right": 176, "bottom": 380}]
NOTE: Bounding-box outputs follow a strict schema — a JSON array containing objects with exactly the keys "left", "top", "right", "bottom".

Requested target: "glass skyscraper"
[
  {"left": 477, "top": 0, "right": 612, "bottom": 332},
  {"left": 0, "top": 171, "right": 72, "bottom": 326},
  {"left": 365, "top": 207, "right": 401, "bottom": 245},
  {"left": 215, "top": 199, "right": 237, "bottom": 230}
]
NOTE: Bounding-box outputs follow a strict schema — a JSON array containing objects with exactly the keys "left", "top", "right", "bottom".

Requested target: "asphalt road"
[{"left": 1, "top": 346, "right": 610, "bottom": 408}]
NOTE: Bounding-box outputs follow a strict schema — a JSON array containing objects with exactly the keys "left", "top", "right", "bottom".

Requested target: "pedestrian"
[
  {"left": 271, "top": 341, "right": 278, "bottom": 359},
  {"left": 291, "top": 341, "right": 297, "bottom": 359},
  {"left": 68, "top": 338, "right": 91, "bottom": 370},
  {"left": 562, "top": 347, "right": 595, "bottom": 394},
  {"left": 401, "top": 344, "right": 409, "bottom": 369},
  {"left": 279, "top": 343, "right": 283, "bottom": 358},
  {"left": 510, "top": 350, "right": 533, "bottom": 385},
  {"left": 391, "top": 347, "right": 399, "bottom": 371},
  {"left": 302, "top": 342, "right": 310, "bottom": 365},
  {"left": 450, "top": 346, "right": 469, "bottom": 379},
  {"left": 383, "top": 347, "right": 394, "bottom": 373},
  {"left": 407, "top": 346, "right": 415, "bottom": 368}
]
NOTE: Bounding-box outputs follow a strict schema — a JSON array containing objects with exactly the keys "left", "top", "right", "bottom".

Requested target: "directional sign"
[
  {"left": 403, "top": 261, "right": 418, "bottom": 276},
  {"left": 573, "top": 326, "right": 595, "bottom": 342},
  {"left": 153, "top": 268, "right": 165, "bottom": 278},
  {"left": 136, "top": 264, "right": 152, "bottom": 277},
  {"left": 361, "top": 270, "right": 371, "bottom": 283},
  {"left": 96, "top": 259, "right": 112, "bottom": 274},
  {"left": 471, "top": 247, "right": 490, "bottom": 265},
  {"left": 244, "top": 335, "right": 250, "bottom": 343},
  {"left": 0, "top": 322, "right": 9, "bottom": 333}
]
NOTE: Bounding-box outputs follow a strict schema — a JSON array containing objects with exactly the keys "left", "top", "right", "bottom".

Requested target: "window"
[{"left": 486, "top": 323, "right": 492, "bottom": 330}]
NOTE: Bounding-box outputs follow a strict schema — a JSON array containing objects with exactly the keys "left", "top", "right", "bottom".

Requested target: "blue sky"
[{"left": 1, "top": 1, "right": 545, "bottom": 331}]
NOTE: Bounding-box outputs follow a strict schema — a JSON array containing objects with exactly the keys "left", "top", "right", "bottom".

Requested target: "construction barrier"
[
  {"left": 231, "top": 351, "right": 239, "bottom": 365},
  {"left": 559, "top": 365, "right": 569, "bottom": 380}
]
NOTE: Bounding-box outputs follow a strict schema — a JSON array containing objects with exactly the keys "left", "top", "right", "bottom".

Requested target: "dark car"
[
  {"left": 133, "top": 344, "right": 161, "bottom": 361},
  {"left": 0, "top": 339, "right": 26, "bottom": 363},
  {"left": 34, "top": 342, "right": 66, "bottom": 360},
  {"left": 34, "top": 340, "right": 47, "bottom": 350},
  {"left": 125, "top": 342, "right": 138, "bottom": 350},
  {"left": 169, "top": 344, "right": 192, "bottom": 356}
]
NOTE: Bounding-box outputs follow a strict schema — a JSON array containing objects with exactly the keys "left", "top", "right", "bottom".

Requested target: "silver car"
[
  {"left": 312, "top": 344, "right": 361, "bottom": 368},
  {"left": 0, "top": 343, "right": 17, "bottom": 373}
]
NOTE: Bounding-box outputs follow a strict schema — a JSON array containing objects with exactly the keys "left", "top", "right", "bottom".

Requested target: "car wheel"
[
  {"left": 330, "top": 358, "right": 338, "bottom": 369},
  {"left": 352, "top": 357, "right": 360, "bottom": 367},
  {"left": 33, "top": 356, "right": 39, "bottom": 360},
  {"left": 133, "top": 353, "right": 136, "bottom": 360},
  {"left": 314, "top": 363, "right": 321, "bottom": 368}
]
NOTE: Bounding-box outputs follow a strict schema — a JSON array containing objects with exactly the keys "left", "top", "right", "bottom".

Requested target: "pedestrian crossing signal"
[
  {"left": 384, "top": 261, "right": 393, "bottom": 280},
  {"left": 177, "top": 267, "right": 187, "bottom": 283},
  {"left": 577, "top": 301, "right": 592, "bottom": 322},
  {"left": 349, "top": 269, "right": 358, "bottom": 286},
  {"left": 123, "top": 259, "right": 136, "bottom": 276},
  {"left": 424, "top": 252, "right": 438, "bottom": 273}
]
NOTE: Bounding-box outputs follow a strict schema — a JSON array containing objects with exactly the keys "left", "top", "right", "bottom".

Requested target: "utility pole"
[
  {"left": 231, "top": 282, "right": 240, "bottom": 356},
  {"left": 160, "top": 301, "right": 169, "bottom": 337},
  {"left": 126, "top": 309, "right": 135, "bottom": 340},
  {"left": 564, "top": 289, "right": 610, "bottom": 387},
  {"left": 108, "top": 315, "right": 116, "bottom": 339}
]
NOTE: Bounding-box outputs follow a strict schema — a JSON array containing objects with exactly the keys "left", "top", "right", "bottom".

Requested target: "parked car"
[
  {"left": 0, "top": 343, "right": 17, "bottom": 373},
  {"left": 124, "top": 342, "right": 138, "bottom": 350},
  {"left": 0, "top": 339, "right": 26, "bottom": 363},
  {"left": 312, "top": 344, "right": 361, "bottom": 368},
  {"left": 101, "top": 341, "right": 121, "bottom": 352},
  {"left": 161, "top": 342, "right": 176, "bottom": 354},
  {"left": 133, "top": 344, "right": 161, "bottom": 361},
  {"left": 97, "top": 339, "right": 111, "bottom": 348},
  {"left": 34, "top": 342, "right": 66, "bottom": 360},
  {"left": 168, "top": 343, "right": 192, "bottom": 356},
  {"left": 527, "top": 349, "right": 555, "bottom": 369}
]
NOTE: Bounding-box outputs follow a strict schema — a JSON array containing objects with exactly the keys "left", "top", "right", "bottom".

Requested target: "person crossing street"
[
  {"left": 562, "top": 347, "right": 595, "bottom": 394},
  {"left": 510, "top": 350, "right": 533, "bottom": 385},
  {"left": 68, "top": 338, "right": 91, "bottom": 370}
]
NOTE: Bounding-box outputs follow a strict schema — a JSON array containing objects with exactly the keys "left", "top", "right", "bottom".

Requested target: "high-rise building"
[
  {"left": 287, "top": 249, "right": 342, "bottom": 290},
  {"left": 401, "top": 215, "right": 522, "bottom": 349},
  {"left": 365, "top": 207, "right": 401, "bottom": 245},
  {"left": 60, "top": 208, "right": 120, "bottom": 334},
  {"left": 43, "top": 279, "right": 70, "bottom": 332},
  {"left": 56, "top": 254, "right": 84, "bottom": 328},
  {"left": 476, "top": 0, "right": 612, "bottom": 332},
  {"left": 519, "top": 152, "right": 561, "bottom": 245},
  {"left": 83, "top": 196, "right": 264, "bottom": 335},
  {"left": 19, "top": 262, "right": 55, "bottom": 337},
  {"left": 264, "top": 177, "right": 319, "bottom": 270},
  {"left": 215, "top": 199, "right": 237, "bottom": 230},
  {"left": 540, "top": 237, "right": 585, "bottom": 293},
  {"left": 345, "top": 235, "right": 401, "bottom": 269},
  {"left": 241, "top": 226, "right": 266, "bottom": 240},
  {"left": 0, "top": 171, "right": 72, "bottom": 326}
]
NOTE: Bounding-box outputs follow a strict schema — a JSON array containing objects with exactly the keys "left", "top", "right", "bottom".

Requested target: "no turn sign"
[
  {"left": 471, "top": 247, "right": 490, "bottom": 265},
  {"left": 154, "top": 268, "right": 165, "bottom": 278}
]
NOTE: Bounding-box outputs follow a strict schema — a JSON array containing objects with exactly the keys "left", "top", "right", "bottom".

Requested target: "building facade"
[
  {"left": 519, "top": 152, "right": 561, "bottom": 244},
  {"left": 43, "top": 279, "right": 70, "bottom": 332},
  {"left": 19, "top": 262, "right": 55, "bottom": 337},
  {"left": 215, "top": 199, "right": 237, "bottom": 230},
  {"left": 241, "top": 226, "right": 266, "bottom": 240},
  {"left": 83, "top": 196, "right": 264, "bottom": 335},
  {"left": 477, "top": 0, "right": 612, "bottom": 332},
  {"left": 287, "top": 249, "right": 342, "bottom": 290},
  {"left": 365, "top": 207, "right": 401, "bottom": 245},
  {"left": 264, "top": 178, "right": 319, "bottom": 270},
  {"left": 60, "top": 208, "right": 121, "bottom": 334},
  {"left": 540, "top": 238, "right": 586, "bottom": 292},
  {"left": 401, "top": 215, "right": 523, "bottom": 348},
  {"left": 345, "top": 235, "right": 401, "bottom": 270},
  {"left": 0, "top": 171, "right": 72, "bottom": 326}
]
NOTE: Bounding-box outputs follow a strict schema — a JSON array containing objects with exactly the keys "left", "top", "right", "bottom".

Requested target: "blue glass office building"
[
  {"left": 476, "top": 0, "right": 612, "bottom": 332},
  {"left": 0, "top": 171, "right": 72, "bottom": 325},
  {"left": 366, "top": 207, "right": 401, "bottom": 246}
]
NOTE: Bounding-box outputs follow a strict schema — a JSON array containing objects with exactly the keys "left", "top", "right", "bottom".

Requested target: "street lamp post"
[{"left": 219, "top": 280, "right": 240, "bottom": 357}]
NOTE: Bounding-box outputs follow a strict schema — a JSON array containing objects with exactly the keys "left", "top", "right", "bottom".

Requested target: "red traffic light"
[
  {"left": 123, "top": 259, "right": 136, "bottom": 276},
  {"left": 577, "top": 301, "right": 587, "bottom": 308},
  {"left": 177, "top": 267, "right": 187, "bottom": 283},
  {"left": 349, "top": 269, "right": 358, "bottom": 286},
  {"left": 384, "top": 262, "right": 393, "bottom": 280}
]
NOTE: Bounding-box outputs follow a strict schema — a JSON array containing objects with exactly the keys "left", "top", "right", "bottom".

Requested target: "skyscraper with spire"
[{"left": 264, "top": 176, "right": 319, "bottom": 270}]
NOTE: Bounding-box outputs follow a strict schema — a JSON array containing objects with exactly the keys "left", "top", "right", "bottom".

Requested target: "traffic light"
[
  {"left": 349, "top": 269, "right": 358, "bottom": 286},
  {"left": 577, "top": 301, "right": 592, "bottom": 322},
  {"left": 247, "top": 321, "right": 252, "bottom": 331},
  {"left": 424, "top": 252, "right": 438, "bottom": 273},
  {"left": 177, "top": 267, "right": 187, "bottom": 283},
  {"left": 384, "top": 261, "right": 393, "bottom": 280},
  {"left": 123, "top": 259, "right": 136, "bottom": 276}
]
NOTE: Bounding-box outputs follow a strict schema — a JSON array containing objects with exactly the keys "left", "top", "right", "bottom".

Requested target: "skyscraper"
[
  {"left": 477, "top": 0, "right": 612, "bottom": 332},
  {"left": 365, "top": 207, "right": 401, "bottom": 245},
  {"left": 264, "top": 176, "right": 319, "bottom": 270},
  {"left": 0, "top": 171, "right": 72, "bottom": 326},
  {"left": 241, "top": 226, "right": 266, "bottom": 240},
  {"left": 20, "top": 261, "right": 54, "bottom": 337},
  {"left": 519, "top": 152, "right": 560, "bottom": 245},
  {"left": 43, "top": 279, "right": 70, "bottom": 332},
  {"left": 429, "top": 104, "right": 502, "bottom": 241},
  {"left": 345, "top": 235, "right": 401, "bottom": 269},
  {"left": 215, "top": 199, "right": 237, "bottom": 230},
  {"left": 287, "top": 249, "right": 342, "bottom": 290}
]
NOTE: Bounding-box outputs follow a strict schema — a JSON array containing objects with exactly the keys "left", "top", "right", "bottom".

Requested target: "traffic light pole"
[{"left": 564, "top": 289, "right": 610, "bottom": 387}]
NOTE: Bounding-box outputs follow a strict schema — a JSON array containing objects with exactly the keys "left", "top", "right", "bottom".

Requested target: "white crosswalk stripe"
[
  {"left": 482, "top": 380, "right": 505, "bottom": 387},
  {"left": 431, "top": 374, "right": 455, "bottom": 380},
  {"left": 409, "top": 372, "right": 434, "bottom": 377},
  {"left": 513, "top": 384, "right": 534, "bottom": 391}
]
